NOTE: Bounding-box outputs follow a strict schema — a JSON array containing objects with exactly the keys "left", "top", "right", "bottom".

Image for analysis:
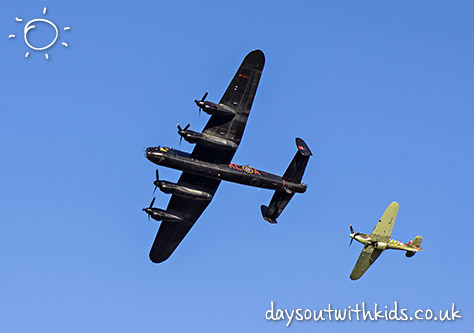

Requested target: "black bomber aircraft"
[{"left": 143, "top": 50, "right": 312, "bottom": 263}]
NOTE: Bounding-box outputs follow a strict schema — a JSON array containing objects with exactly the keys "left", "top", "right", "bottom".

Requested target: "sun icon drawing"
[{"left": 8, "top": 7, "right": 70, "bottom": 60}]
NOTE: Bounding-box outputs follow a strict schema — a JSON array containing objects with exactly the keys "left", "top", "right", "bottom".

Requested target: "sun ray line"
[
  {"left": 64, "top": 27, "right": 71, "bottom": 31},
  {"left": 15, "top": 17, "right": 23, "bottom": 22},
  {"left": 9, "top": 34, "right": 16, "bottom": 38},
  {"left": 43, "top": 7, "right": 47, "bottom": 15},
  {"left": 25, "top": 52, "right": 29, "bottom": 58},
  {"left": 45, "top": 53, "right": 49, "bottom": 60},
  {"left": 62, "top": 42, "right": 69, "bottom": 47}
]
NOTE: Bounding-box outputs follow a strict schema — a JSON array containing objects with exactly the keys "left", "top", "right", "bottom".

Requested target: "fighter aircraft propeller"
[{"left": 349, "top": 224, "right": 358, "bottom": 247}]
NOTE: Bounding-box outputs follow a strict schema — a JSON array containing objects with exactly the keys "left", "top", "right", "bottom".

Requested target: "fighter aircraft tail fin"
[
  {"left": 260, "top": 138, "right": 311, "bottom": 224},
  {"left": 410, "top": 235, "right": 423, "bottom": 248},
  {"left": 282, "top": 138, "right": 312, "bottom": 184},
  {"left": 405, "top": 236, "right": 423, "bottom": 257}
]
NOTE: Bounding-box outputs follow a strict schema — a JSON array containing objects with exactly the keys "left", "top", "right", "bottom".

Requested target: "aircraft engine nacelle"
[
  {"left": 180, "top": 130, "right": 200, "bottom": 144},
  {"left": 180, "top": 130, "right": 238, "bottom": 151},
  {"left": 374, "top": 242, "right": 388, "bottom": 250},
  {"left": 155, "top": 180, "right": 213, "bottom": 201},
  {"left": 148, "top": 208, "right": 183, "bottom": 222},
  {"left": 199, "top": 101, "right": 236, "bottom": 117},
  {"left": 197, "top": 134, "right": 238, "bottom": 150}
]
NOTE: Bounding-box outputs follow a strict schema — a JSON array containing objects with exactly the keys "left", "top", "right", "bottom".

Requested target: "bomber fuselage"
[{"left": 145, "top": 146, "right": 307, "bottom": 193}]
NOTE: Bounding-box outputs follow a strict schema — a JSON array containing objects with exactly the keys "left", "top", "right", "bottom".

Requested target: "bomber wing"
[
  {"left": 370, "top": 201, "right": 399, "bottom": 243},
  {"left": 149, "top": 173, "right": 220, "bottom": 263},
  {"left": 350, "top": 244, "right": 384, "bottom": 280},
  {"left": 192, "top": 49, "right": 265, "bottom": 164},
  {"left": 149, "top": 50, "right": 265, "bottom": 262}
]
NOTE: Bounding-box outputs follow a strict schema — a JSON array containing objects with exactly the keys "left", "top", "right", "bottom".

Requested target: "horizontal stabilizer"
[
  {"left": 261, "top": 191, "right": 295, "bottom": 224},
  {"left": 261, "top": 138, "right": 311, "bottom": 224},
  {"left": 282, "top": 138, "right": 312, "bottom": 184},
  {"left": 405, "top": 251, "right": 415, "bottom": 258}
]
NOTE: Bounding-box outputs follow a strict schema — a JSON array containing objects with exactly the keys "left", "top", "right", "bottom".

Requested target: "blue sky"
[{"left": 1, "top": 0, "right": 473, "bottom": 331}]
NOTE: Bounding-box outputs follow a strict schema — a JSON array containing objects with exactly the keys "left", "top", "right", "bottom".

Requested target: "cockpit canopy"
[{"left": 145, "top": 146, "right": 191, "bottom": 158}]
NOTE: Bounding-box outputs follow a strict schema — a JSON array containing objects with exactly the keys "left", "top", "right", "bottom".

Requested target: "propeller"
[
  {"left": 143, "top": 197, "right": 156, "bottom": 222},
  {"left": 177, "top": 123, "right": 190, "bottom": 146},
  {"left": 349, "top": 224, "right": 355, "bottom": 247},
  {"left": 193, "top": 91, "right": 208, "bottom": 116},
  {"left": 152, "top": 169, "right": 160, "bottom": 195}
]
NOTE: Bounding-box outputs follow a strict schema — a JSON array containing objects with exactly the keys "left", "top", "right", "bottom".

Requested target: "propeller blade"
[
  {"left": 177, "top": 124, "right": 183, "bottom": 145},
  {"left": 350, "top": 224, "right": 354, "bottom": 234},
  {"left": 349, "top": 237, "right": 354, "bottom": 248},
  {"left": 184, "top": 123, "right": 190, "bottom": 131},
  {"left": 149, "top": 197, "right": 156, "bottom": 209},
  {"left": 152, "top": 169, "right": 159, "bottom": 194},
  {"left": 202, "top": 91, "right": 208, "bottom": 101}
]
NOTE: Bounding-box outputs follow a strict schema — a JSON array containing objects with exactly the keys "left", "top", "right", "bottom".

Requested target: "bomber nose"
[{"left": 144, "top": 147, "right": 154, "bottom": 160}]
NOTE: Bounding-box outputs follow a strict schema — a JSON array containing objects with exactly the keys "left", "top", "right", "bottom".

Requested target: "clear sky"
[{"left": 1, "top": 0, "right": 473, "bottom": 332}]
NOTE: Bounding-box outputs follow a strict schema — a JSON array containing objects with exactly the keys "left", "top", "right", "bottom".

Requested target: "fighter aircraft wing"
[
  {"left": 191, "top": 49, "right": 265, "bottom": 164},
  {"left": 370, "top": 201, "right": 399, "bottom": 242},
  {"left": 350, "top": 244, "right": 384, "bottom": 280},
  {"left": 149, "top": 172, "right": 221, "bottom": 263}
]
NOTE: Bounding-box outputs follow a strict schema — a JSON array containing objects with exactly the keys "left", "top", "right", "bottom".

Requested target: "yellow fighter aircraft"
[{"left": 349, "top": 202, "right": 422, "bottom": 280}]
